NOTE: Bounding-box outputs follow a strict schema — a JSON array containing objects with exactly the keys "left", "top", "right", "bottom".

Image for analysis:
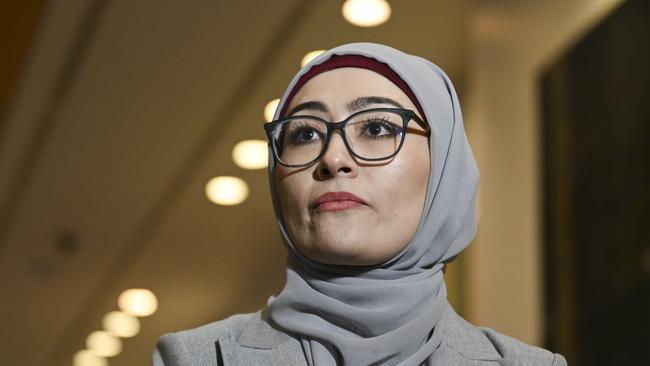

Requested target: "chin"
[{"left": 315, "top": 241, "right": 378, "bottom": 266}]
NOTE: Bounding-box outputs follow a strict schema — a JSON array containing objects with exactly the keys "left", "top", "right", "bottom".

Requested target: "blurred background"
[{"left": 1, "top": 0, "right": 648, "bottom": 365}]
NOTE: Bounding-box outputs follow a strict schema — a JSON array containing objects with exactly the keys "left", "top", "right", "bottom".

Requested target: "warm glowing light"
[
  {"left": 86, "top": 331, "right": 122, "bottom": 357},
  {"left": 118, "top": 288, "right": 158, "bottom": 317},
  {"left": 232, "top": 140, "right": 268, "bottom": 170},
  {"left": 342, "top": 0, "right": 391, "bottom": 27},
  {"left": 73, "top": 350, "right": 107, "bottom": 366},
  {"left": 103, "top": 311, "right": 141, "bottom": 338},
  {"left": 264, "top": 99, "right": 280, "bottom": 122},
  {"left": 205, "top": 176, "right": 249, "bottom": 206},
  {"left": 301, "top": 50, "right": 326, "bottom": 67}
]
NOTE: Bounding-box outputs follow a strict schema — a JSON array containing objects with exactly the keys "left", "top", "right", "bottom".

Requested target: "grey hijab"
[{"left": 265, "top": 42, "right": 479, "bottom": 366}]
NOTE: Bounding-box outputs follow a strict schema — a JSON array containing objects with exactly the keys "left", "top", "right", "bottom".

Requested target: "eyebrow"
[
  {"left": 346, "top": 96, "right": 404, "bottom": 112},
  {"left": 286, "top": 101, "right": 327, "bottom": 117},
  {"left": 285, "top": 96, "right": 404, "bottom": 117}
]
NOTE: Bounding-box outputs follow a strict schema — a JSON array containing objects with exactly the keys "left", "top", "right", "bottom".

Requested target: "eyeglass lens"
[{"left": 271, "top": 110, "right": 405, "bottom": 166}]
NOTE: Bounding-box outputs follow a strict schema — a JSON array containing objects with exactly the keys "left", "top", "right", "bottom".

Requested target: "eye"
[
  {"left": 287, "top": 122, "right": 324, "bottom": 144},
  {"left": 361, "top": 118, "right": 402, "bottom": 138}
]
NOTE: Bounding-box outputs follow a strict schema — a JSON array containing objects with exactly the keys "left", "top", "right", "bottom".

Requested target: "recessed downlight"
[
  {"left": 117, "top": 288, "right": 158, "bottom": 317},
  {"left": 103, "top": 311, "right": 140, "bottom": 338},
  {"left": 264, "top": 99, "right": 280, "bottom": 122},
  {"left": 232, "top": 140, "right": 268, "bottom": 170},
  {"left": 86, "top": 331, "right": 122, "bottom": 357},
  {"left": 342, "top": 0, "right": 391, "bottom": 27},
  {"left": 205, "top": 176, "right": 249, "bottom": 206},
  {"left": 301, "top": 50, "right": 326, "bottom": 67},
  {"left": 73, "top": 350, "right": 107, "bottom": 366}
]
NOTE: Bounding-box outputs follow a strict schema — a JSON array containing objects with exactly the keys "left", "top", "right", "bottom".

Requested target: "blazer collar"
[
  {"left": 234, "top": 303, "right": 502, "bottom": 362},
  {"left": 236, "top": 307, "right": 297, "bottom": 349},
  {"left": 439, "top": 303, "right": 502, "bottom": 361}
]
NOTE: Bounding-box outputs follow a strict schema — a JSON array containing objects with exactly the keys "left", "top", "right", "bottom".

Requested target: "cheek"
[
  {"left": 373, "top": 141, "right": 430, "bottom": 214},
  {"left": 404, "top": 138, "right": 431, "bottom": 190},
  {"left": 274, "top": 169, "right": 310, "bottom": 223}
]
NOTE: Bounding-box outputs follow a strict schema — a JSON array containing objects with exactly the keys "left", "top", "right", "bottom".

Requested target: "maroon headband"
[{"left": 279, "top": 54, "right": 425, "bottom": 119}]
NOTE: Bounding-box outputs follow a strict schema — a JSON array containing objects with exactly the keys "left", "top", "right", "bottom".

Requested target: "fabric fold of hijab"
[{"left": 265, "top": 42, "right": 479, "bottom": 366}]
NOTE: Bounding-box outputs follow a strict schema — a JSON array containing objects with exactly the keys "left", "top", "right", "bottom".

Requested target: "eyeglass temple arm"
[{"left": 411, "top": 113, "right": 430, "bottom": 133}]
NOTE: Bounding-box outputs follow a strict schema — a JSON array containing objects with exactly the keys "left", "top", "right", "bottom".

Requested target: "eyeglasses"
[{"left": 263, "top": 107, "right": 430, "bottom": 168}]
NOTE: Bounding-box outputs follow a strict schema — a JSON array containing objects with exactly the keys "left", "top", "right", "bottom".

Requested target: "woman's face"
[{"left": 274, "top": 68, "right": 430, "bottom": 266}]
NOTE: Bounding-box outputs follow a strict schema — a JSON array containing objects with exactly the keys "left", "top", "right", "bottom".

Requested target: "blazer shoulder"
[
  {"left": 152, "top": 311, "right": 256, "bottom": 366},
  {"left": 441, "top": 304, "right": 566, "bottom": 365},
  {"left": 476, "top": 326, "right": 567, "bottom": 366}
]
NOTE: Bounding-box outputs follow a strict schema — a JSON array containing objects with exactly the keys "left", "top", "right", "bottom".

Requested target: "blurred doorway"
[{"left": 542, "top": 0, "right": 650, "bottom": 364}]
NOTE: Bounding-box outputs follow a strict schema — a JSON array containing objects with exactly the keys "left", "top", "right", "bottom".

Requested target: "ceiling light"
[
  {"left": 342, "top": 0, "right": 391, "bottom": 27},
  {"left": 264, "top": 99, "right": 280, "bottom": 122},
  {"left": 86, "top": 331, "right": 122, "bottom": 357},
  {"left": 73, "top": 350, "right": 107, "bottom": 366},
  {"left": 205, "top": 176, "right": 249, "bottom": 206},
  {"left": 103, "top": 311, "right": 141, "bottom": 338},
  {"left": 301, "top": 50, "right": 326, "bottom": 67},
  {"left": 232, "top": 140, "right": 268, "bottom": 170},
  {"left": 117, "top": 288, "right": 158, "bottom": 317}
]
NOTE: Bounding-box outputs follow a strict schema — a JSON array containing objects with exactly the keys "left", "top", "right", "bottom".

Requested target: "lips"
[{"left": 312, "top": 191, "right": 367, "bottom": 212}]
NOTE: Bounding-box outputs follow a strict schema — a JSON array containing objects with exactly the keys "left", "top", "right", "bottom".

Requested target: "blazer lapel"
[
  {"left": 439, "top": 303, "right": 503, "bottom": 364},
  {"left": 219, "top": 308, "right": 307, "bottom": 366}
]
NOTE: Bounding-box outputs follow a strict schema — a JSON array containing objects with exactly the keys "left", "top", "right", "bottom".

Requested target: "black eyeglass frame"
[{"left": 263, "top": 107, "right": 430, "bottom": 168}]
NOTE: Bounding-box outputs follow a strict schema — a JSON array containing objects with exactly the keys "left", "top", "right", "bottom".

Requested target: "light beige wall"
[{"left": 462, "top": 0, "right": 624, "bottom": 345}]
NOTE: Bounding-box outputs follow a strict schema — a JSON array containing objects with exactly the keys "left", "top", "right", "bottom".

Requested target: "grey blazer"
[{"left": 152, "top": 303, "right": 567, "bottom": 366}]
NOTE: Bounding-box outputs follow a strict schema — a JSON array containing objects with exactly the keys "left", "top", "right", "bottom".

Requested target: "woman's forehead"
[{"left": 286, "top": 68, "right": 417, "bottom": 112}]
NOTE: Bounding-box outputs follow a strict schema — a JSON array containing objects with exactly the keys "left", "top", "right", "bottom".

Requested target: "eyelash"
[
  {"left": 286, "top": 122, "right": 323, "bottom": 143},
  {"left": 359, "top": 118, "right": 401, "bottom": 138}
]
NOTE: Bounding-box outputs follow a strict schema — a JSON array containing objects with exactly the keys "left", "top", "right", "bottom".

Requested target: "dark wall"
[{"left": 541, "top": 0, "right": 650, "bottom": 365}]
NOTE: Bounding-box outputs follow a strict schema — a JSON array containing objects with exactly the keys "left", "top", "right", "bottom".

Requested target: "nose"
[{"left": 316, "top": 131, "right": 358, "bottom": 180}]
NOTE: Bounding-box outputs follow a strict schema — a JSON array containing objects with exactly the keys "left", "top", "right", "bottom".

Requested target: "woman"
[{"left": 153, "top": 42, "right": 567, "bottom": 366}]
